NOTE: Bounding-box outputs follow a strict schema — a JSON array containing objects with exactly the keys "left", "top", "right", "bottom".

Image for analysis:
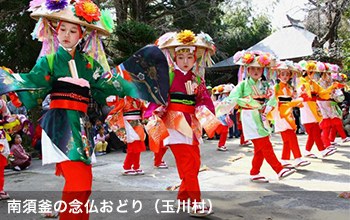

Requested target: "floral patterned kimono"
[{"left": 0, "top": 46, "right": 137, "bottom": 166}]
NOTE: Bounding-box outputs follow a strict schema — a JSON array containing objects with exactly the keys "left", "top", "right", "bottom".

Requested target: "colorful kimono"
[
  {"left": 269, "top": 82, "right": 302, "bottom": 132},
  {"left": 1, "top": 47, "right": 137, "bottom": 165},
  {"left": 228, "top": 77, "right": 270, "bottom": 140},
  {"left": 268, "top": 82, "right": 304, "bottom": 161},
  {"left": 229, "top": 76, "right": 284, "bottom": 176},
  {"left": 297, "top": 76, "right": 334, "bottom": 151},
  {"left": 162, "top": 68, "right": 215, "bottom": 146}
]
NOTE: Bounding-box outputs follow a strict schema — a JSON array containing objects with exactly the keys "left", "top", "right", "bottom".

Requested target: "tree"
[
  {"left": 303, "top": 0, "right": 350, "bottom": 66},
  {"left": 0, "top": 0, "right": 41, "bottom": 72},
  {"left": 110, "top": 20, "right": 158, "bottom": 64}
]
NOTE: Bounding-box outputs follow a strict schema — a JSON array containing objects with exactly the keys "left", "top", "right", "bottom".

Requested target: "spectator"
[
  {"left": 94, "top": 126, "right": 108, "bottom": 156},
  {"left": 342, "top": 107, "right": 350, "bottom": 136},
  {"left": 10, "top": 134, "right": 31, "bottom": 171}
]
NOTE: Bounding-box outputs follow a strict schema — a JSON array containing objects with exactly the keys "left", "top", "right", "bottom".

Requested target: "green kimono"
[{"left": 7, "top": 47, "right": 137, "bottom": 165}]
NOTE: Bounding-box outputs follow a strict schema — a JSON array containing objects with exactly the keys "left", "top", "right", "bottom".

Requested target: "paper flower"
[
  {"left": 331, "top": 72, "right": 340, "bottom": 81},
  {"left": 257, "top": 54, "right": 271, "bottom": 67},
  {"left": 100, "top": 9, "right": 114, "bottom": 33},
  {"left": 156, "top": 32, "right": 176, "bottom": 46},
  {"left": 306, "top": 61, "right": 317, "bottom": 71},
  {"left": 330, "top": 64, "right": 340, "bottom": 73},
  {"left": 28, "top": 0, "right": 45, "bottom": 12},
  {"left": 298, "top": 60, "right": 307, "bottom": 70},
  {"left": 316, "top": 62, "right": 326, "bottom": 72},
  {"left": 177, "top": 30, "right": 196, "bottom": 45},
  {"left": 75, "top": 0, "right": 101, "bottom": 23},
  {"left": 45, "top": 0, "right": 68, "bottom": 11},
  {"left": 242, "top": 52, "right": 254, "bottom": 64},
  {"left": 197, "top": 31, "right": 214, "bottom": 44},
  {"left": 233, "top": 51, "right": 243, "bottom": 63}
]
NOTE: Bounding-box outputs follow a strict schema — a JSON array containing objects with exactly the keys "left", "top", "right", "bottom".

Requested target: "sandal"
[
  {"left": 217, "top": 146, "right": 228, "bottom": 151},
  {"left": 250, "top": 175, "right": 269, "bottom": 183},
  {"left": 282, "top": 163, "right": 295, "bottom": 169},
  {"left": 322, "top": 148, "right": 336, "bottom": 158},
  {"left": 305, "top": 153, "right": 318, "bottom": 159},
  {"left": 189, "top": 204, "right": 214, "bottom": 217},
  {"left": 0, "top": 191, "right": 10, "bottom": 200},
  {"left": 278, "top": 168, "right": 296, "bottom": 179},
  {"left": 41, "top": 211, "right": 59, "bottom": 218},
  {"left": 295, "top": 160, "right": 311, "bottom": 167}
]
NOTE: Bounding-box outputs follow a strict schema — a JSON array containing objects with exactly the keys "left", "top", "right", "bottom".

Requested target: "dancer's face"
[
  {"left": 57, "top": 21, "right": 82, "bottom": 49},
  {"left": 279, "top": 70, "right": 292, "bottom": 83},
  {"left": 175, "top": 51, "right": 196, "bottom": 72},
  {"left": 248, "top": 66, "right": 264, "bottom": 81}
]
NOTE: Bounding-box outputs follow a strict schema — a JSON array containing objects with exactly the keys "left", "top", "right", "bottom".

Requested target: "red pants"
[
  {"left": 56, "top": 161, "right": 92, "bottom": 220},
  {"left": 304, "top": 122, "right": 326, "bottom": 152},
  {"left": 320, "top": 118, "right": 332, "bottom": 147},
  {"left": 0, "top": 166, "right": 4, "bottom": 192},
  {"left": 0, "top": 154, "right": 6, "bottom": 192},
  {"left": 280, "top": 129, "right": 302, "bottom": 160},
  {"left": 123, "top": 141, "right": 145, "bottom": 170},
  {"left": 239, "top": 129, "right": 246, "bottom": 145},
  {"left": 170, "top": 144, "right": 201, "bottom": 204},
  {"left": 154, "top": 144, "right": 168, "bottom": 166},
  {"left": 329, "top": 118, "right": 347, "bottom": 141},
  {"left": 218, "top": 126, "right": 228, "bottom": 147},
  {"left": 250, "top": 136, "right": 283, "bottom": 175},
  {"left": 124, "top": 152, "right": 141, "bottom": 170}
]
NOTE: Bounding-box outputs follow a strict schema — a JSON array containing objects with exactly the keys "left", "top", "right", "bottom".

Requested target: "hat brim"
[
  {"left": 158, "top": 34, "right": 215, "bottom": 58},
  {"left": 30, "top": 5, "right": 110, "bottom": 36}
]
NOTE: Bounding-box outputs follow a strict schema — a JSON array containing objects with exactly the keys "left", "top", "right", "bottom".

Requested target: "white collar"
[{"left": 174, "top": 64, "right": 189, "bottom": 75}]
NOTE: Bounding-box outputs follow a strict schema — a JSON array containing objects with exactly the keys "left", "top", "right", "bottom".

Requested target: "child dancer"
[
  {"left": 269, "top": 61, "right": 310, "bottom": 168},
  {"left": 106, "top": 96, "right": 147, "bottom": 175},
  {"left": 228, "top": 51, "right": 296, "bottom": 183},
  {"left": 297, "top": 61, "right": 339, "bottom": 158},
  {"left": 152, "top": 30, "right": 218, "bottom": 217}
]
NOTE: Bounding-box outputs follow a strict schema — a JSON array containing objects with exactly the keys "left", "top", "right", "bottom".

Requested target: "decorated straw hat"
[
  {"left": 233, "top": 50, "right": 276, "bottom": 68},
  {"left": 156, "top": 30, "right": 215, "bottom": 58},
  {"left": 29, "top": 0, "right": 114, "bottom": 36},
  {"left": 273, "top": 60, "right": 301, "bottom": 75},
  {"left": 298, "top": 60, "right": 318, "bottom": 72}
]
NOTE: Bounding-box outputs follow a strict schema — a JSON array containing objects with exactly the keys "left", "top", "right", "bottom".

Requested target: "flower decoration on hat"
[
  {"left": 316, "top": 61, "right": 326, "bottom": 72},
  {"left": 100, "top": 9, "right": 114, "bottom": 33},
  {"left": 242, "top": 52, "right": 254, "bottom": 64},
  {"left": 257, "top": 53, "right": 272, "bottom": 67},
  {"left": 46, "top": 0, "right": 68, "bottom": 11},
  {"left": 197, "top": 32, "right": 214, "bottom": 44},
  {"left": 330, "top": 64, "right": 340, "bottom": 73},
  {"left": 74, "top": 0, "right": 101, "bottom": 23},
  {"left": 233, "top": 51, "right": 243, "bottom": 63},
  {"left": 305, "top": 61, "right": 317, "bottom": 71},
  {"left": 155, "top": 32, "right": 176, "bottom": 46},
  {"left": 340, "top": 73, "right": 348, "bottom": 81},
  {"left": 298, "top": 60, "right": 307, "bottom": 70},
  {"left": 176, "top": 30, "right": 196, "bottom": 45},
  {"left": 29, "top": 0, "right": 45, "bottom": 12}
]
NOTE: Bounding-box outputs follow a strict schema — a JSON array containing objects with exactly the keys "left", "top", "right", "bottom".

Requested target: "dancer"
[
  {"left": 106, "top": 96, "right": 147, "bottom": 175},
  {"left": 268, "top": 61, "right": 310, "bottom": 168},
  {"left": 150, "top": 30, "right": 219, "bottom": 217},
  {"left": 297, "top": 60, "right": 339, "bottom": 158},
  {"left": 228, "top": 50, "right": 296, "bottom": 183},
  {"left": 0, "top": 1, "right": 168, "bottom": 219}
]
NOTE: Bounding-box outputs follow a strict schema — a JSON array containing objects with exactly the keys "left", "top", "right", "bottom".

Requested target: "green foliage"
[
  {"left": 0, "top": 0, "right": 41, "bottom": 72},
  {"left": 214, "top": 5, "right": 272, "bottom": 62},
  {"left": 111, "top": 20, "right": 158, "bottom": 64}
]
